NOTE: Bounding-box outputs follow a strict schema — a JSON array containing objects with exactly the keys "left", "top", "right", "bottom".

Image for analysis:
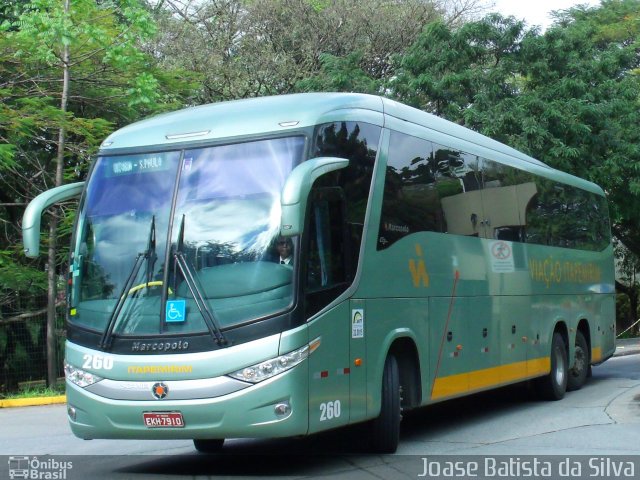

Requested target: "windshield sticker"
[
  {"left": 166, "top": 300, "right": 186, "bottom": 322},
  {"left": 351, "top": 309, "right": 364, "bottom": 339}
]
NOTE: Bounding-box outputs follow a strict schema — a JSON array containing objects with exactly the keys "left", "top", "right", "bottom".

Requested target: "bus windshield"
[{"left": 69, "top": 136, "right": 305, "bottom": 337}]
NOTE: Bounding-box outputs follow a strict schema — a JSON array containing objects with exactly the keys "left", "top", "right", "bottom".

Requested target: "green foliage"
[
  {"left": 1, "top": 383, "right": 65, "bottom": 399},
  {"left": 616, "top": 293, "right": 632, "bottom": 325},
  {"left": 0, "top": 0, "right": 195, "bottom": 217},
  {"left": 0, "top": 249, "right": 47, "bottom": 306},
  {"left": 0, "top": 143, "right": 16, "bottom": 168},
  {"left": 395, "top": 15, "right": 536, "bottom": 126},
  {"left": 307, "top": 0, "right": 331, "bottom": 13},
  {"left": 126, "top": 72, "right": 161, "bottom": 107},
  {"left": 150, "top": 0, "right": 448, "bottom": 103},
  {"left": 295, "top": 52, "right": 381, "bottom": 94}
]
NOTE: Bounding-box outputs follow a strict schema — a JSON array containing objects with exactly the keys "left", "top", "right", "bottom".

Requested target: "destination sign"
[{"left": 108, "top": 154, "right": 170, "bottom": 176}]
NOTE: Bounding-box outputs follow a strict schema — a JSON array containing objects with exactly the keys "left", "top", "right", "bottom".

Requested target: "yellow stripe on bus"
[
  {"left": 431, "top": 357, "right": 551, "bottom": 401},
  {"left": 591, "top": 347, "right": 602, "bottom": 362}
]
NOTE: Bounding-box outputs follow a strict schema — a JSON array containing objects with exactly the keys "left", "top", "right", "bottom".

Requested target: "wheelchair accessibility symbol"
[{"left": 166, "top": 300, "right": 186, "bottom": 322}]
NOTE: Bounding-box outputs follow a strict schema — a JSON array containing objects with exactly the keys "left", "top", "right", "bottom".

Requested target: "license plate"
[{"left": 143, "top": 412, "right": 185, "bottom": 428}]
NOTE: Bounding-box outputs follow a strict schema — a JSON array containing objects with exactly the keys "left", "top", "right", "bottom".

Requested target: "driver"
[{"left": 275, "top": 236, "right": 293, "bottom": 265}]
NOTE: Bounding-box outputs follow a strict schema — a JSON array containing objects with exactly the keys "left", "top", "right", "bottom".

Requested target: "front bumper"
[{"left": 66, "top": 364, "right": 309, "bottom": 440}]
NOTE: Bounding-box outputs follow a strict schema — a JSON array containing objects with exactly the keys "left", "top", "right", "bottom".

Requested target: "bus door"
[
  {"left": 305, "top": 187, "right": 352, "bottom": 432},
  {"left": 307, "top": 303, "right": 351, "bottom": 432}
]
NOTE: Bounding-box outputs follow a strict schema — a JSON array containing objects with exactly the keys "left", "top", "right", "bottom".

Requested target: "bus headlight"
[
  {"left": 64, "top": 361, "right": 103, "bottom": 387},
  {"left": 228, "top": 341, "right": 316, "bottom": 384}
]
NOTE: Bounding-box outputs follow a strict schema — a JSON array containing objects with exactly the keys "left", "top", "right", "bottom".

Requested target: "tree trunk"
[{"left": 46, "top": 0, "right": 70, "bottom": 387}]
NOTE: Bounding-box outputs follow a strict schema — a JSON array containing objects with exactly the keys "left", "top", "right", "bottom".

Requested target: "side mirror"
[
  {"left": 280, "top": 157, "right": 349, "bottom": 236},
  {"left": 22, "top": 182, "right": 85, "bottom": 257}
]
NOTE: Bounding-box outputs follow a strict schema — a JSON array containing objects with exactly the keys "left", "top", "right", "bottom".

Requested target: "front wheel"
[
  {"left": 193, "top": 438, "right": 224, "bottom": 453},
  {"left": 370, "top": 354, "right": 401, "bottom": 453},
  {"left": 535, "top": 332, "right": 568, "bottom": 400},
  {"left": 567, "top": 330, "right": 589, "bottom": 391}
]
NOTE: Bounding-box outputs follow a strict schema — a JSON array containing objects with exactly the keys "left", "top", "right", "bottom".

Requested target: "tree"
[
  {"left": 393, "top": 14, "right": 533, "bottom": 118},
  {"left": 547, "top": 0, "right": 640, "bottom": 256},
  {"left": 147, "top": 0, "right": 486, "bottom": 103}
]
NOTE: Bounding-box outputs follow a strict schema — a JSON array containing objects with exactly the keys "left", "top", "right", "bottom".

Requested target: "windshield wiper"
[
  {"left": 172, "top": 214, "right": 228, "bottom": 347},
  {"left": 146, "top": 215, "right": 157, "bottom": 285},
  {"left": 99, "top": 216, "right": 157, "bottom": 351}
]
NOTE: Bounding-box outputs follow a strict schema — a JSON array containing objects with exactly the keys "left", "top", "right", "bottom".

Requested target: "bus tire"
[
  {"left": 536, "top": 332, "right": 568, "bottom": 400},
  {"left": 567, "top": 330, "right": 589, "bottom": 391},
  {"left": 370, "top": 354, "right": 401, "bottom": 453},
  {"left": 193, "top": 438, "right": 224, "bottom": 453}
]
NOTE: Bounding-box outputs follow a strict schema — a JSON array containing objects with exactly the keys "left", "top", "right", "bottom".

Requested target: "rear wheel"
[
  {"left": 193, "top": 438, "right": 224, "bottom": 453},
  {"left": 567, "top": 330, "right": 589, "bottom": 391},
  {"left": 535, "top": 332, "right": 568, "bottom": 400},
  {"left": 370, "top": 354, "right": 401, "bottom": 453}
]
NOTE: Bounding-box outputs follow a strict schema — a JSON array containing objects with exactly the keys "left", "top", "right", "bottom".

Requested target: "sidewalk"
[{"left": 613, "top": 337, "right": 640, "bottom": 357}]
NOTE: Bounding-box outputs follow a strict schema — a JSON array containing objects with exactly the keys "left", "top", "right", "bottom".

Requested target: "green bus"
[{"left": 23, "top": 93, "right": 615, "bottom": 453}]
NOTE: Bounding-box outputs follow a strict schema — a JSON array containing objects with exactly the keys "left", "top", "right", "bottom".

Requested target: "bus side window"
[
  {"left": 481, "top": 159, "right": 534, "bottom": 242},
  {"left": 436, "top": 147, "right": 480, "bottom": 237},
  {"left": 524, "top": 178, "right": 610, "bottom": 251},
  {"left": 378, "top": 131, "right": 441, "bottom": 249},
  {"left": 305, "top": 187, "right": 349, "bottom": 317},
  {"left": 312, "top": 121, "right": 380, "bottom": 272}
]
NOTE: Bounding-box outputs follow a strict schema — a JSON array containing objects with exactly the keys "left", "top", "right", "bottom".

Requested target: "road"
[{"left": 0, "top": 355, "right": 638, "bottom": 479}]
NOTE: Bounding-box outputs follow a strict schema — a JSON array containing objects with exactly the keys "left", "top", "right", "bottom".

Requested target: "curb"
[{"left": 0, "top": 395, "right": 66, "bottom": 408}]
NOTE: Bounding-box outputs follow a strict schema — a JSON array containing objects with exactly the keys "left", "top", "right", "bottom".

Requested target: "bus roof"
[
  {"left": 99, "top": 93, "right": 603, "bottom": 195},
  {"left": 100, "top": 93, "right": 384, "bottom": 151}
]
